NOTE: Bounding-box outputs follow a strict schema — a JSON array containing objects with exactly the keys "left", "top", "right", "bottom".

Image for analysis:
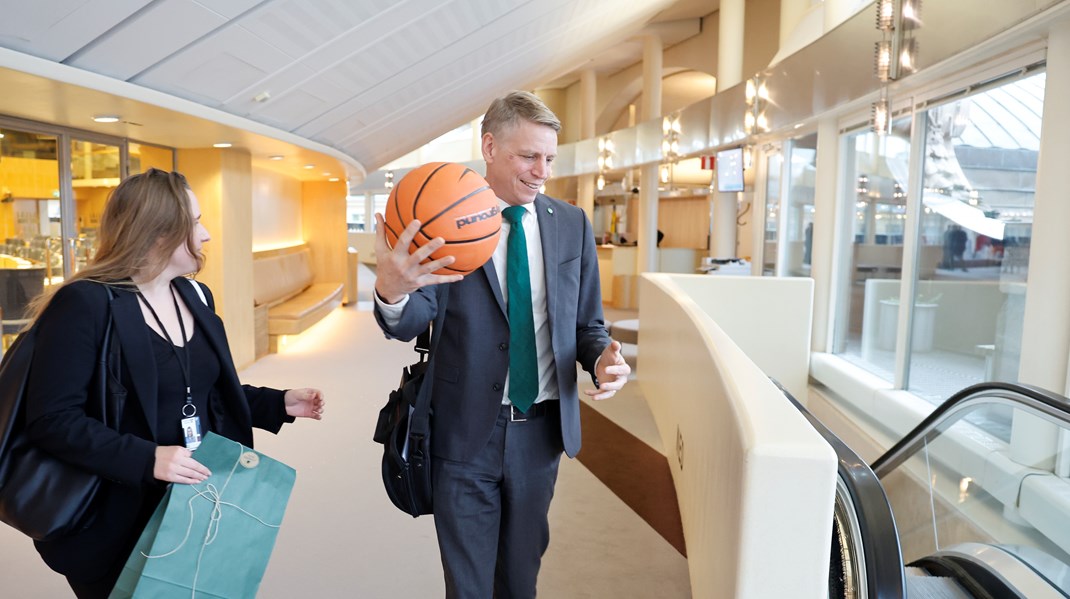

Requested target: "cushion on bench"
[{"left": 253, "top": 248, "right": 313, "bottom": 308}]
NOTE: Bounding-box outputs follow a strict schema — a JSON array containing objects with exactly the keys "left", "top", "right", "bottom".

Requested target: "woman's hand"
[
  {"left": 154, "top": 446, "right": 211, "bottom": 484},
  {"left": 285, "top": 388, "right": 325, "bottom": 420}
]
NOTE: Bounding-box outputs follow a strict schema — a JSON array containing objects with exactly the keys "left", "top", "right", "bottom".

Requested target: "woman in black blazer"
[{"left": 21, "top": 169, "right": 325, "bottom": 598}]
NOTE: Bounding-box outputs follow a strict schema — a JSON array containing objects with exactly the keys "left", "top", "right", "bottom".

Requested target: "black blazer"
[
  {"left": 23, "top": 277, "right": 291, "bottom": 581},
  {"left": 375, "top": 195, "right": 609, "bottom": 463}
]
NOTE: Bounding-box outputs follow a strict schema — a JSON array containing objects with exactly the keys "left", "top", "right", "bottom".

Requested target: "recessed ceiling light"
[
  {"left": 322, "top": 172, "right": 331, "bottom": 177},
  {"left": 329, "top": 177, "right": 340, "bottom": 182},
  {"left": 213, "top": 142, "right": 233, "bottom": 148},
  {"left": 303, "top": 164, "right": 315, "bottom": 169},
  {"left": 93, "top": 115, "right": 120, "bottom": 123},
  {"left": 0, "top": 132, "right": 4, "bottom": 139},
  {"left": 269, "top": 155, "right": 284, "bottom": 161}
]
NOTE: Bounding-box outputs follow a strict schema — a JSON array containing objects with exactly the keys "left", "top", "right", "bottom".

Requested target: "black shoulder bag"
[
  {"left": 373, "top": 285, "right": 449, "bottom": 517},
  {"left": 0, "top": 284, "right": 125, "bottom": 541}
]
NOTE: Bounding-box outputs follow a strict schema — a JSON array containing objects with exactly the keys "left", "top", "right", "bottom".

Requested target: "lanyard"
[{"left": 137, "top": 285, "right": 195, "bottom": 417}]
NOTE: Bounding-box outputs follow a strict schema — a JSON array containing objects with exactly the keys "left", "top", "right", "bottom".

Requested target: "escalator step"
[{"left": 905, "top": 573, "right": 973, "bottom": 599}]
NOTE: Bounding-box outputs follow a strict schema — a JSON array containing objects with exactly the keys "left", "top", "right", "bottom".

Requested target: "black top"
[{"left": 148, "top": 324, "right": 219, "bottom": 446}]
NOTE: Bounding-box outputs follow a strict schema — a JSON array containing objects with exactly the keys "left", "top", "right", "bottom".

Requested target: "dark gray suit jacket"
[{"left": 375, "top": 194, "right": 609, "bottom": 462}]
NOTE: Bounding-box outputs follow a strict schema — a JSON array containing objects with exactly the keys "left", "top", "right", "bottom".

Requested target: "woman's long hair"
[{"left": 25, "top": 168, "right": 203, "bottom": 325}]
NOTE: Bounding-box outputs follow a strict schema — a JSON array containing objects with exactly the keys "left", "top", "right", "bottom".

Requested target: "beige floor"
[{"left": 0, "top": 268, "right": 690, "bottom": 597}]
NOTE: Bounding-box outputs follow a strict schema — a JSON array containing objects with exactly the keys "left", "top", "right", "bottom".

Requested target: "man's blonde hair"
[{"left": 481, "top": 91, "right": 561, "bottom": 138}]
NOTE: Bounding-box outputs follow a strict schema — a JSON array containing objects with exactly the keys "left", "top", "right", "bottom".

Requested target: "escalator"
[{"left": 782, "top": 382, "right": 1070, "bottom": 598}]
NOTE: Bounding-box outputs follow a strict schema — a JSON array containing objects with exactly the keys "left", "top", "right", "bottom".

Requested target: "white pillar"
[
  {"left": 638, "top": 36, "right": 663, "bottom": 274},
  {"left": 638, "top": 164, "right": 660, "bottom": 273},
  {"left": 1012, "top": 20, "right": 1070, "bottom": 469},
  {"left": 714, "top": 0, "right": 745, "bottom": 260},
  {"left": 779, "top": 0, "right": 810, "bottom": 50},
  {"left": 579, "top": 69, "right": 597, "bottom": 220},
  {"left": 712, "top": 193, "right": 737, "bottom": 258},
  {"left": 823, "top": 0, "right": 858, "bottom": 32},
  {"left": 810, "top": 117, "right": 839, "bottom": 351},
  {"left": 641, "top": 36, "right": 662, "bottom": 120},
  {"left": 718, "top": 0, "right": 745, "bottom": 91}
]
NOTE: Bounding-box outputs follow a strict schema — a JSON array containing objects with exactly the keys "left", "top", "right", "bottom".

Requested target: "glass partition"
[
  {"left": 906, "top": 72, "right": 1043, "bottom": 403},
  {"left": 762, "top": 152, "right": 783, "bottom": 275},
  {"left": 784, "top": 133, "right": 817, "bottom": 277},
  {"left": 0, "top": 127, "right": 60, "bottom": 337},
  {"left": 129, "top": 142, "right": 175, "bottom": 174},
  {"left": 881, "top": 397, "right": 1069, "bottom": 593},
  {"left": 71, "top": 138, "right": 121, "bottom": 274},
  {"left": 831, "top": 118, "right": 912, "bottom": 381}
]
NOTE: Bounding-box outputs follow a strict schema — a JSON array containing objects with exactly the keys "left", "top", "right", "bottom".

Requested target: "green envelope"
[{"left": 109, "top": 432, "right": 297, "bottom": 599}]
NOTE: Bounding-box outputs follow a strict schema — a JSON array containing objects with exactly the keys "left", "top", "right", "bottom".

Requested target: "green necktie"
[{"left": 502, "top": 205, "right": 538, "bottom": 413}]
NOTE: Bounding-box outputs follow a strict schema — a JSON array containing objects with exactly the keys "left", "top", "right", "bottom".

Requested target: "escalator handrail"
[
  {"left": 776, "top": 381, "right": 907, "bottom": 599},
  {"left": 870, "top": 382, "right": 1070, "bottom": 479}
]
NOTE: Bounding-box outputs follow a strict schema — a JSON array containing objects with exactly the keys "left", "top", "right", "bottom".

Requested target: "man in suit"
[{"left": 373, "top": 90, "right": 630, "bottom": 598}]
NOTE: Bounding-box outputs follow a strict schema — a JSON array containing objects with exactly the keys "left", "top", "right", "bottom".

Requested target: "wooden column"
[{"left": 177, "top": 148, "right": 255, "bottom": 369}]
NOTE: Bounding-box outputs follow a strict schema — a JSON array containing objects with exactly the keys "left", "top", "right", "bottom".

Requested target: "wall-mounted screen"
[{"left": 716, "top": 147, "right": 744, "bottom": 192}]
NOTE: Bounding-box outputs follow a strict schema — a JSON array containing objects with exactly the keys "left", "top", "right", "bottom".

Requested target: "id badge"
[{"left": 181, "top": 416, "right": 203, "bottom": 450}]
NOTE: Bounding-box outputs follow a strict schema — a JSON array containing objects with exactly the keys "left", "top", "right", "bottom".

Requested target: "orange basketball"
[{"left": 383, "top": 162, "right": 501, "bottom": 276}]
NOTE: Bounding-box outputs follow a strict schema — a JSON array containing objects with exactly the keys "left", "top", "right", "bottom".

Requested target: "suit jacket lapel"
[
  {"left": 535, "top": 195, "right": 558, "bottom": 335},
  {"left": 111, "top": 288, "right": 159, "bottom": 440},
  {"left": 483, "top": 243, "right": 507, "bottom": 318}
]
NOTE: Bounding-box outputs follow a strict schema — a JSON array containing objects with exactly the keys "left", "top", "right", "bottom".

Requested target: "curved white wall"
[{"left": 638, "top": 273, "right": 834, "bottom": 598}]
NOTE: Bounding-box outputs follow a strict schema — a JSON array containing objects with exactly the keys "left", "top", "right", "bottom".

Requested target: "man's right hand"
[{"left": 374, "top": 213, "right": 464, "bottom": 304}]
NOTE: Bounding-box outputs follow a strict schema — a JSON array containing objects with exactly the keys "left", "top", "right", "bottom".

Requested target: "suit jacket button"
[
  {"left": 499, "top": 343, "right": 508, "bottom": 351},
  {"left": 492, "top": 383, "right": 502, "bottom": 391}
]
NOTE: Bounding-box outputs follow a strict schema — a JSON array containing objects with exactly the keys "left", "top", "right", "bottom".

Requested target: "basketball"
[{"left": 383, "top": 162, "right": 501, "bottom": 276}]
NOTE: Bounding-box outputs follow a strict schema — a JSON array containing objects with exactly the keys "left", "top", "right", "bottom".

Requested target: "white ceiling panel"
[
  {"left": 251, "top": 89, "right": 330, "bottom": 129},
  {"left": 136, "top": 26, "right": 295, "bottom": 104},
  {"left": 0, "top": 0, "right": 151, "bottom": 61},
  {"left": 192, "top": 0, "right": 268, "bottom": 20},
  {"left": 67, "top": 0, "right": 227, "bottom": 79},
  {"left": 294, "top": 0, "right": 576, "bottom": 140},
  {"left": 0, "top": 0, "right": 700, "bottom": 176}
]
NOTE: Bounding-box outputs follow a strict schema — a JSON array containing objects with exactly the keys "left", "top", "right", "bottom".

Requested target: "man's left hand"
[
  {"left": 285, "top": 388, "right": 326, "bottom": 420},
  {"left": 586, "top": 340, "right": 631, "bottom": 400}
]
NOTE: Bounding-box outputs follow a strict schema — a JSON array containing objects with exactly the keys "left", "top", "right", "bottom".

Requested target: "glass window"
[
  {"left": 762, "top": 152, "right": 782, "bottom": 275},
  {"left": 129, "top": 142, "right": 175, "bottom": 174},
  {"left": 907, "top": 72, "right": 1043, "bottom": 402},
  {"left": 831, "top": 118, "right": 912, "bottom": 380},
  {"left": 371, "top": 193, "right": 389, "bottom": 231},
  {"left": 346, "top": 194, "right": 366, "bottom": 231},
  {"left": 0, "top": 127, "right": 60, "bottom": 338},
  {"left": 71, "top": 139, "right": 121, "bottom": 274},
  {"left": 784, "top": 133, "right": 817, "bottom": 277}
]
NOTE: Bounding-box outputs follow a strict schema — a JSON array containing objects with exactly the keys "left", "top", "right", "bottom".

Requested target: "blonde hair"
[
  {"left": 26, "top": 168, "right": 202, "bottom": 325},
  {"left": 481, "top": 91, "right": 561, "bottom": 138}
]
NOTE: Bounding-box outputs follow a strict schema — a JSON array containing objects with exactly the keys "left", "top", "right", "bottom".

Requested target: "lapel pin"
[{"left": 547, "top": 207, "right": 554, "bottom": 214}]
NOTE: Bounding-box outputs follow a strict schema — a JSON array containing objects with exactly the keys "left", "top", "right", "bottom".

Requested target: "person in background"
[
  {"left": 372, "top": 90, "right": 630, "bottom": 598},
  {"left": 21, "top": 168, "right": 325, "bottom": 598}
]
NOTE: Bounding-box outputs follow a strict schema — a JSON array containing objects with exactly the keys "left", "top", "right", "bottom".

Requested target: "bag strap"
[
  {"left": 409, "top": 284, "right": 450, "bottom": 437},
  {"left": 188, "top": 278, "right": 209, "bottom": 307},
  {"left": 98, "top": 285, "right": 123, "bottom": 429}
]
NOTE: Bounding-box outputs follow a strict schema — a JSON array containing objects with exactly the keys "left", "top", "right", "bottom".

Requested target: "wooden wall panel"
[{"left": 301, "top": 180, "right": 347, "bottom": 286}]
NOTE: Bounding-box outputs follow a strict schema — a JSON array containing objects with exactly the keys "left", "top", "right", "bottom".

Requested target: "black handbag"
[
  {"left": 0, "top": 284, "right": 124, "bottom": 541},
  {"left": 373, "top": 286, "right": 448, "bottom": 517}
]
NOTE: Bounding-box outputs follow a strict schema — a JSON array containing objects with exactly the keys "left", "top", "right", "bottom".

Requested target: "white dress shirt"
[{"left": 375, "top": 199, "right": 559, "bottom": 405}]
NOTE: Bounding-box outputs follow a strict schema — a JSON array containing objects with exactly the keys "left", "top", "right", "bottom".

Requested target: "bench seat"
[
  {"left": 252, "top": 245, "right": 343, "bottom": 355},
  {"left": 267, "top": 282, "right": 344, "bottom": 335}
]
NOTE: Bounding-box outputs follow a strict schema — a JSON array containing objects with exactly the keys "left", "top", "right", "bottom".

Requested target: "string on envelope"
[{"left": 142, "top": 440, "right": 281, "bottom": 598}]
